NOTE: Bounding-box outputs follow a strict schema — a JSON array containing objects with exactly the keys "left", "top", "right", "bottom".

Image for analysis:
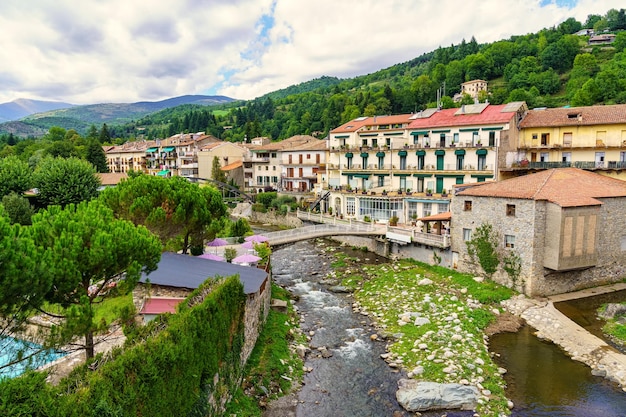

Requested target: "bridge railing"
[{"left": 296, "top": 209, "right": 381, "bottom": 230}]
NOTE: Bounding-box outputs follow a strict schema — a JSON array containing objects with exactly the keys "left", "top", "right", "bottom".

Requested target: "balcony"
[
  {"left": 506, "top": 160, "right": 626, "bottom": 170},
  {"left": 243, "top": 156, "right": 270, "bottom": 163}
]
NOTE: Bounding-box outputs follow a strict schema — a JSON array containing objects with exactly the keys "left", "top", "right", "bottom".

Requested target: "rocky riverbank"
[{"left": 502, "top": 292, "right": 626, "bottom": 391}]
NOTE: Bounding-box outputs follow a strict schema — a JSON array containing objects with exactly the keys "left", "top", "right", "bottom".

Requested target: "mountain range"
[{"left": 0, "top": 95, "right": 236, "bottom": 136}]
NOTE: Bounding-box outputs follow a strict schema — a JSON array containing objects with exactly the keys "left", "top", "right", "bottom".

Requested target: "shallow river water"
[{"left": 266, "top": 238, "right": 626, "bottom": 416}]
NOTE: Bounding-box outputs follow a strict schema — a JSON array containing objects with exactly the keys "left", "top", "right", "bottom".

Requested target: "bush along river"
[{"left": 265, "top": 238, "right": 626, "bottom": 416}]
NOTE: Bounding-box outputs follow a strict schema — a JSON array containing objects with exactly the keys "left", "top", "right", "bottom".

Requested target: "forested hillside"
[{"left": 1, "top": 9, "right": 625, "bottom": 149}]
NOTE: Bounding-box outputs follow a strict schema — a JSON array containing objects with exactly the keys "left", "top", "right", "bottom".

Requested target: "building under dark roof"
[{"left": 140, "top": 252, "right": 268, "bottom": 294}]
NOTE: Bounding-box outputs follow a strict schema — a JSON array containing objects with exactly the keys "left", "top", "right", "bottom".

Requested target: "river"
[{"left": 264, "top": 237, "right": 626, "bottom": 416}]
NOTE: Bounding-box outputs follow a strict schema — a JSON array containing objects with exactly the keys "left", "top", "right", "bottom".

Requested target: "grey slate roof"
[{"left": 140, "top": 252, "right": 268, "bottom": 294}]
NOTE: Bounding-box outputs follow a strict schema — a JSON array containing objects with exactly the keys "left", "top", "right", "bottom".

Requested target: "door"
[
  {"left": 436, "top": 177, "right": 444, "bottom": 194},
  {"left": 595, "top": 152, "right": 605, "bottom": 168},
  {"left": 436, "top": 155, "right": 444, "bottom": 170}
]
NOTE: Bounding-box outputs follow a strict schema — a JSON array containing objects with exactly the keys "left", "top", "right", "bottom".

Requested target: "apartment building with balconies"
[
  {"left": 105, "top": 141, "right": 152, "bottom": 174},
  {"left": 279, "top": 137, "right": 326, "bottom": 195},
  {"left": 501, "top": 104, "right": 626, "bottom": 181},
  {"left": 324, "top": 102, "right": 526, "bottom": 225}
]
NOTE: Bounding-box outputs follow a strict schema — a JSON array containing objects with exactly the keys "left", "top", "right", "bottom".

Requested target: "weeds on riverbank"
[
  {"left": 225, "top": 284, "right": 304, "bottom": 416},
  {"left": 601, "top": 301, "right": 626, "bottom": 347},
  {"left": 328, "top": 255, "right": 515, "bottom": 416}
]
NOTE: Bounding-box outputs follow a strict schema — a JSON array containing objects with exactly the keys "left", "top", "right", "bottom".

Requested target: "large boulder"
[
  {"left": 598, "top": 303, "right": 626, "bottom": 320},
  {"left": 396, "top": 379, "right": 479, "bottom": 412}
]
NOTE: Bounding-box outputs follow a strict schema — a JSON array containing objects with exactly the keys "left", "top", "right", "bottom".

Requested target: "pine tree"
[{"left": 86, "top": 139, "right": 109, "bottom": 173}]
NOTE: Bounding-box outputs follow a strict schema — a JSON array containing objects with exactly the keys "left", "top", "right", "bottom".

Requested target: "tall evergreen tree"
[
  {"left": 86, "top": 139, "right": 109, "bottom": 173},
  {"left": 98, "top": 123, "right": 111, "bottom": 144}
]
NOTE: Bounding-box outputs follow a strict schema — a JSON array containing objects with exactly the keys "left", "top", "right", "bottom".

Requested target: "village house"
[
  {"left": 196, "top": 141, "right": 248, "bottom": 183},
  {"left": 500, "top": 104, "right": 626, "bottom": 181},
  {"left": 450, "top": 168, "right": 626, "bottom": 296}
]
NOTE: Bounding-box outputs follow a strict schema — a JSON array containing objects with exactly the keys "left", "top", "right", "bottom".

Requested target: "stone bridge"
[{"left": 263, "top": 223, "right": 386, "bottom": 246}]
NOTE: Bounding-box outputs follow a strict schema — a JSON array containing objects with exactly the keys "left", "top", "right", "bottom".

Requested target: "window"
[
  {"left": 505, "top": 235, "right": 515, "bottom": 248},
  {"left": 463, "top": 228, "right": 472, "bottom": 241},
  {"left": 417, "top": 155, "right": 425, "bottom": 170},
  {"left": 423, "top": 203, "right": 432, "bottom": 217},
  {"left": 346, "top": 155, "right": 353, "bottom": 169},
  {"left": 488, "top": 131, "right": 496, "bottom": 146},
  {"left": 541, "top": 133, "right": 549, "bottom": 146},
  {"left": 307, "top": 154, "right": 311, "bottom": 159},
  {"left": 399, "top": 155, "right": 407, "bottom": 170},
  {"left": 271, "top": 176, "right": 278, "bottom": 183},
  {"left": 464, "top": 200, "right": 472, "bottom": 211},
  {"left": 378, "top": 176, "right": 384, "bottom": 187},
  {"left": 362, "top": 139, "right": 368, "bottom": 147},
  {"left": 532, "top": 134, "right": 538, "bottom": 140},
  {"left": 378, "top": 156, "right": 384, "bottom": 169},
  {"left": 563, "top": 132, "right": 572, "bottom": 146},
  {"left": 271, "top": 153, "right": 277, "bottom": 158},
  {"left": 477, "top": 155, "right": 486, "bottom": 170},
  {"left": 453, "top": 133, "right": 459, "bottom": 144},
  {"left": 399, "top": 176, "right": 407, "bottom": 190},
  {"left": 540, "top": 152, "right": 549, "bottom": 162},
  {"left": 256, "top": 176, "right": 263, "bottom": 185},
  {"left": 372, "top": 139, "right": 378, "bottom": 147},
  {"left": 456, "top": 155, "right": 464, "bottom": 170},
  {"left": 506, "top": 204, "right": 516, "bottom": 216},
  {"left": 346, "top": 197, "right": 355, "bottom": 216},
  {"left": 438, "top": 203, "right": 448, "bottom": 213},
  {"left": 417, "top": 177, "right": 424, "bottom": 192},
  {"left": 265, "top": 166, "right": 269, "bottom": 171},
  {"left": 408, "top": 202, "right": 418, "bottom": 219},
  {"left": 273, "top": 166, "right": 276, "bottom": 170}
]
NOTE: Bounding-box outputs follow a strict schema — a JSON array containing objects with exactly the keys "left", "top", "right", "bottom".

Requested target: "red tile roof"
[
  {"left": 520, "top": 104, "right": 626, "bottom": 128},
  {"left": 97, "top": 172, "right": 128, "bottom": 186},
  {"left": 457, "top": 168, "right": 626, "bottom": 207},
  {"left": 407, "top": 103, "right": 524, "bottom": 130},
  {"left": 140, "top": 297, "right": 185, "bottom": 315},
  {"left": 221, "top": 160, "right": 243, "bottom": 171},
  {"left": 418, "top": 211, "right": 452, "bottom": 221},
  {"left": 331, "top": 114, "right": 414, "bottom": 134}
]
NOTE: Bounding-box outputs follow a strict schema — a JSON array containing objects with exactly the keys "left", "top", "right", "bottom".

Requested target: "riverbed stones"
[{"left": 396, "top": 379, "right": 479, "bottom": 412}]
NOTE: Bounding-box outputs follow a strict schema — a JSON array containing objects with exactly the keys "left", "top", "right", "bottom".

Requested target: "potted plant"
[
  {"left": 442, "top": 188, "right": 448, "bottom": 197},
  {"left": 476, "top": 140, "right": 482, "bottom": 147},
  {"left": 382, "top": 189, "right": 387, "bottom": 196},
  {"left": 406, "top": 188, "right": 412, "bottom": 195},
  {"left": 389, "top": 215, "right": 399, "bottom": 226},
  {"left": 397, "top": 188, "right": 403, "bottom": 195},
  {"left": 426, "top": 188, "right": 433, "bottom": 196},
  {"left": 411, "top": 213, "right": 418, "bottom": 226}
]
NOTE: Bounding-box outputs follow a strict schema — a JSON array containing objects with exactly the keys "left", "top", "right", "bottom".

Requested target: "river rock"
[
  {"left": 328, "top": 285, "right": 351, "bottom": 293},
  {"left": 598, "top": 303, "right": 626, "bottom": 320},
  {"left": 418, "top": 278, "right": 434, "bottom": 286},
  {"left": 396, "top": 379, "right": 479, "bottom": 412}
]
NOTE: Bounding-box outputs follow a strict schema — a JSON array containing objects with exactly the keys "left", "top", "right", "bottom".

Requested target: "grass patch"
[
  {"left": 93, "top": 293, "right": 134, "bottom": 326},
  {"left": 225, "top": 284, "right": 304, "bottom": 416},
  {"left": 332, "top": 256, "right": 514, "bottom": 416}
]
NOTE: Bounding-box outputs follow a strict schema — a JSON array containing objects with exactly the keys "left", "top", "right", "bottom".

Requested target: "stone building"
[{"left": 451, "top": 168, "right": 626, "bottom": 296}]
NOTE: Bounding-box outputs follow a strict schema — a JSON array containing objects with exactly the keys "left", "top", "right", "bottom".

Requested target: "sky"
[{"left": 0, "top": 0, "right": 623, "bottom": 105}]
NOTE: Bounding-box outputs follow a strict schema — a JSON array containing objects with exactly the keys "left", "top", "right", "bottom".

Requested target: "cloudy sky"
[{"left": 0, "top": 0, "right": 622, "bottom": 105}]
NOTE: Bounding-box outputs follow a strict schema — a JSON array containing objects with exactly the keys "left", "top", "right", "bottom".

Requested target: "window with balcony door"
[
  {"left": 347, "top": 156, "right": 353, "bottom": 169},
  {"left": 541, "top": 133, "right": 549, "bottom": 146},
  {"left": 417, "top": 178, "right": 424, "bottom": 192},
  {"left": 362, "top": 139, "right": 368, "bottom": 147},
  {"left": 456, "top": 155, "right": 464, "bottom": 170},
  {"left": 540, "top": 152, "right": 549, "bottom": 162},
  {"left": 489, "top": 131, "right": 496, "bottom": 146},
  {"left": 563, "top": 132, "right": 572, "bottom": 146},
  {"left": 299, "top": 155, "right": 303, "bottom": 163},
  {"left": 362, "top": 155, "right": 368, "bottom": 168},
  {"left": 346, "top": 197, "right": 355, "bottom": 216},
  {"left": 418, "top": 155, "right": 425, "bottom": 170},
  {"left": 378, "top": 176, "right": 384, "bottom": 187},
  {"left": 378, "top": 156, "right": 384, "bottom": 169},
  {"left": 288, "top": 155, "right": 292, "bottom": 164},
  {"left": 372, "top": 139, "right": 378, "bottom": 147},
  {"left": 477, "top": 155, "right": 486, "bottom": 170},
  {"left": 400, "top": 155, "right": 407, "bottom": 170}
]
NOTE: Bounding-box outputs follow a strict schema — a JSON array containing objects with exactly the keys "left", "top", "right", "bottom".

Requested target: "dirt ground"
[{"left": 484, "top": 311, "right": 525, "bottom": 336}]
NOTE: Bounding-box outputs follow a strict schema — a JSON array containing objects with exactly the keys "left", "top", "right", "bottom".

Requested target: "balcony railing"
[{"left": 510, "top": 161, "right": 626, "bottom": 170}]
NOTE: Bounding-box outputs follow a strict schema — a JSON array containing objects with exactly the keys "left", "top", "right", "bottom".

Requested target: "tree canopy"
[
  {"left": 30, "top": 201, "right": 162, "bottom": 359},
  {"left": 33, "top": 157, "right": 101, "bottom": 207},
  {"left": 100, "top": 174, "right": 228, "bottom": 254}
]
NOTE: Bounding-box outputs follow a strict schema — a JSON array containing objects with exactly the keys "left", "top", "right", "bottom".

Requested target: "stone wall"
[
  {"left": 451, "top": 195, "right": 626, "bottom": 296},
  {"left": 249, "top": 210, "right": 303, "bottom": 228},
  {"left": 241, "top": 276, "right": 271, "bottom": 363}
]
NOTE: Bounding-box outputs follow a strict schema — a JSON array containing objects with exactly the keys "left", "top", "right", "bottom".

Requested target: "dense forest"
[{"left": 1, "top": 8, "right": 625, "bottom": 154}]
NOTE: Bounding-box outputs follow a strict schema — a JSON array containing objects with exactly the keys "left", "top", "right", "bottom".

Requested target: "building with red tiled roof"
[
  {"left": 501, "top": 104, "right": 626, "bottom": 181},
  {"left": 323, "top": 103, "right": 526, "bottom": 226},
  {"left": 451, "top": 168, "right": 626, "bottom": 296}
]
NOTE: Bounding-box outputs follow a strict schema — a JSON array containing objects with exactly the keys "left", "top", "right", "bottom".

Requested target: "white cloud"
[{"left": 0, "top": 0, "right": 623, "bottom": 104}]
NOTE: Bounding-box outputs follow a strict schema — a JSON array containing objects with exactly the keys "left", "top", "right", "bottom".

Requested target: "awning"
[
  {"left": 383, "top": 132, "right": 403, "bottom": 136},
  {"left": 416, "top": 150, "right": 426, "bottom": 156},
  {"left": 374, "top": 173, "right": 389, "bottom": 176},
  {"left": 345, "top": 152, "right": 353, "bottom": 158},
  {"left": 459, "top": 128, "right": 479, "bottom": 132},
  {"left": 482, "top": 127, "right": 503, "bottom": 131},
  {"left": 418, "top": 211, "right": 452, "bottom": 222},
  {"left": 398, "top": 150, "right": 408, "bottom": 156},
  {"left": 376, "top": 151, "right": 386, "bottom": 157},
  {"left": 432, "top": 129, "right": 450, "bottom": 133},
  {"left": 471, "top": 174, "right": 494, "bottom": 178},
  {"left": 413, "top": 173, "right": 433, "bottom": 178},
  {"left": 353, "top": 173, "right": 371, "bottom": 179},
  {"left": 157, "top": 170, "right": 170, "bottom": 176},
  {"left": 335, "top": 135, "right": 349, "bottom": 139},
  {"left": 410, "top": 131, "right": 429, "bottom": 136},
  {"left": 476, "top": 149, "right": 488, "bottom": 155},
  {"left": 393, "top": 173, "right": 411, "bottom": 177},
  {"left": 435, "top": 150, "right": 446, "bottom": 155},
  {"left": 454, "top": 149, "right": 466, "bottom": 155},
  {"left": 162, "top": 146, "right": 175, "bottom": 152},
  {"left": 360, "top": 152, "right": 369, "bottom": 157},
  {"left": 146, "top": 147, "right": 158, "bottom": 152},
  {"left": 359, "top": 133, "right": 378, "bottom": 137}
]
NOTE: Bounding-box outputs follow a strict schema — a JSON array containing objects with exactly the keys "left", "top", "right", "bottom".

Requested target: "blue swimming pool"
[{"left": 0, "top": 336, "right": 66, "bottom": 378}]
